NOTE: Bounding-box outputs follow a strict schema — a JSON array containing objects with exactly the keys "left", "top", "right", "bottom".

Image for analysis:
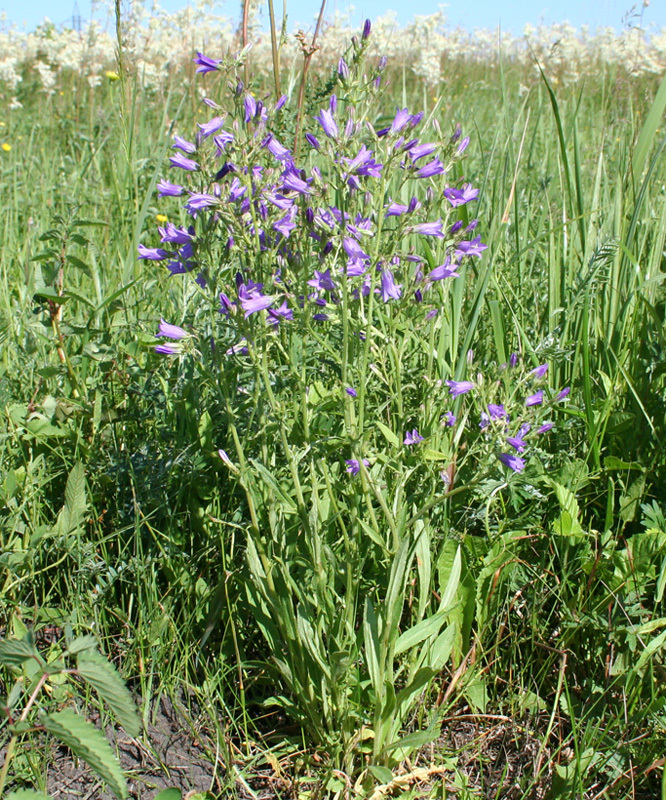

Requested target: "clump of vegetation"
[{"left": 1, "top": 4, "right": 666, "bottom": 798}]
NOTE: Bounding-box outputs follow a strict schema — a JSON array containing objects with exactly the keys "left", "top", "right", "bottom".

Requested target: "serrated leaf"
[
  {"left": 6, "top": 790, "right": 54, "bottom": 800},
  {"left": 0, "top": 638, "right": 44, "bottom": 668},
  {"left": 154, "top": 790, "right": 181, "bottom": 800},
  {"left": 34, "top": 288, "right": 68, "bottom": 304},
  {"left": 66, "top": 635, "right": 98, "bottom": 655},
  {"left": 65, "top": 254, "right": 91, "bottom": 275},
  {"left": 43, "top": 709, "right": 128, "bottom": 799},
  {"left": 77, "top": 650, "right": 140, "bottom": 737},
  {"left": 55, "top": 462, "right": 87, "bottom": 536}
]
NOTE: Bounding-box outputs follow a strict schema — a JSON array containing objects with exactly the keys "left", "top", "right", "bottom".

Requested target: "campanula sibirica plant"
[{"left": 141, "top": 22, "right": 570, "bottom": 773}]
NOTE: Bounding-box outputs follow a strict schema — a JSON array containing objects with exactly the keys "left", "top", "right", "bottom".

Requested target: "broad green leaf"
[
  {"left": 249, "top": 459, "right": 297, "bottom": 513},
  {"left": 34, "top": 288, "right": 68, "bottom": 304},
  {"left": 43, "top": 709, "right": 128, "bottom": 799},
  {"left": 636, "top": 629, "right": 666, "bottom": 671},
  {"left": 65, "top": 462, "right": 87, "bottom": 531},
  {"left": 154, "top": 790, "right": 181, "bottom": 800},
  {"left": 6, "top": 791, "right": 53, "bottom": 800},
  {"left": 368, "top": 765, "right": 394, "bottom": 784},
  {"left": 440, "top": 546, "right": 461, "bottom": 611},
  {"left": 77, "top": 650, "right": 141, "bottom": 737},
  {"left": 384, "top": 536, "right": 413, "bottom": 643},
  {"left": 66, "top": 635, "right": 98, "bottom": 656},
  {"left": 376, "top": 421, "right": 399, "bottom": 448},
  {"left": 384, "top": 718, "right": 441, "bottom": 753},
  {"left": 0, "top": 638, "right": 44, "bottom": 669},
  {"left": 395, "top": 610, "right": 447, "bottom": 656}
]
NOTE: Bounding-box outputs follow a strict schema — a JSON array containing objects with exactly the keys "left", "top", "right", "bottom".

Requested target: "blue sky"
[{"left": 1, "top": 0, "right": 664, "bottom": 36}]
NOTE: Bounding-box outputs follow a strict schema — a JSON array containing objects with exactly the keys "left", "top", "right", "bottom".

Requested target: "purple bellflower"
[
  {"left": 346, "top": 458, "right": 370, "bottom": 475},
  {"left": 267, "top": 301, "right": 294, "bottom": 326},
  {"left": 498, "top": 452, "right": 526, "bottom": 472},
  {"left": 172, "top": 135, "right": 196, "bottom": 154},
  {"left": 157, "top": 318, "right": 189, "bottom": 340},
  {"left": 525, "top": 391, "right": 544, "bottom": 407},
  {"left": 380, "top": 267, "right": 402, "bottom": 302},
  {"left": 416, "top": 159, "right": 446, "bottom": 178},
  {"left": 446, "top": 380, "right": 474, "bottom": 396},
  {"left": 408, "top": 219, "right": 445, "bottom": 238},
  {"left": 314, "top": 107, "right": 339, "bottom": 139},
  {"left": 530, "top": 363, "right": 549, "bottom": 378},
  {"left": 404, "top": 429, "right": 425, "bottom": 445},
  {"left": 193, "top": 52, "right": 222, "bottom": 74},
  {"left": 308, "top": 269, "right": 337, "bottom": 292},
  {"left": 444, "top": 184, "right": 479, "bottom": 207},
  {"left": 157, "top": 179, "right": 184, "bottom": 197},
  {"left": 198, "top": 116, "right": 226, "bottom": 138},
  {"left": 169, "top": 153, "right": 199, "bottom": 172},
  {"left": 138, "top": 244, "right": 171, "bottom": 261},
  {"left": 443, "top": 411, "right": 457, "bottom": 426},
  {"left": 455, "top": 236, "right": 487, "bottom": 258},
  {"left": 428, "top": 257, "right": 460, "bottom": 281}
]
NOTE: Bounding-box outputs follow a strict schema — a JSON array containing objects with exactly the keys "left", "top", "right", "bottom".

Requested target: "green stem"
[{"left": 266, "top": 0, "right": 282, "bottom": 99}]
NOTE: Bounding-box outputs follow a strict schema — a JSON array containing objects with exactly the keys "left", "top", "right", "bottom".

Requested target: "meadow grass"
[{"left": 1, "top": 26, "right": 666, "bottom": 800}]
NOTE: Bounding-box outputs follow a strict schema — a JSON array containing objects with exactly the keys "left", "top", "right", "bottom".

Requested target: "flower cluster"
[
  {"left": 145, "top": 25, "right": 570, "bottom": 485},
  {"left": 443, "top": 358, "right": 570, "bottom": 474},
  {"left": 146, "top": 32, "right": 483, "bottom": 353}
]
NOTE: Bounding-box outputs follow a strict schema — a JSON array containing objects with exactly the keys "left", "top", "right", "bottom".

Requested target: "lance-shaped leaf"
[
  {"left": 43, "top": 709, "right": 128, "bottom": 799},
  {"left": 77, "top": 650, "right": 141, "bottom": 737}
]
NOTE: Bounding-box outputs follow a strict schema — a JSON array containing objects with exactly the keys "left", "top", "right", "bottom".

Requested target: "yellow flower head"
[
  {"left": 156, "top": 214, "right": 168, "bottom": 223},
  {"left": 1, "top": 143, "right": 11, "bottom": 152},
  {"left": 105, "top": 70, "right": 120, "bottom": 81}
]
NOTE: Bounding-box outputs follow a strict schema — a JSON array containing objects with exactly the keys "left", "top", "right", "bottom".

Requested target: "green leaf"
[
  {"left": 65, "top": 254, "right": 92, "bottom": 275},
  {"left": 154, "top": 791, "right": 181, "bottom": 800},
  {"left": 363, "top": 598, "right": 381, "bottom": 693},
  {"left": 0, "top": 638, "right": 44, "bottom": 669},
  {"left": 249, "top": 459, "right": 297, "bottom": 513},
  {"left": 66, "top": 635, "right": 98, "bottom": 655},
  {"left": 56, "top": 462, "right": 88, "bottom": 536},
  {"left": 368, "top": 765, "right": 394, "bottom": 784},
  {"left": 395, "top": 610, "right": 447, "bottom": 656},
  {"left": 6, "top": 791, "right": 54, "bottom": 800},
  {"left": 26, "top": 417, "right": 68, "bottom": 439},
  {"left": 43, "top": 709, "right": 128, "bottom": 799},
  {"left": 77, "top": 650, "right": 141, "bottom": 737},
  {"left": 376, "top": 421, "right": 399, "bottom": 448},
  {"left": 632, "top": 70, "right": 666, "bottom": 186},
  {"left": 384, "top": 718, "right": 441, "bottom": 754},
  {"left": 34, "top": 288, "right": 68, "bottom": 305}
]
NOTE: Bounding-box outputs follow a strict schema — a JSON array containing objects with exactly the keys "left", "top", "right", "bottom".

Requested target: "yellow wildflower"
[
  {"left": 105, "top": 70, "right": 120, "bottom": 81},
  {"left": 156, "top": 214, "right": 168, "bottom": 223},
  {"left": 1, "top": 143, "right": 11, "bottom": 152}
]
